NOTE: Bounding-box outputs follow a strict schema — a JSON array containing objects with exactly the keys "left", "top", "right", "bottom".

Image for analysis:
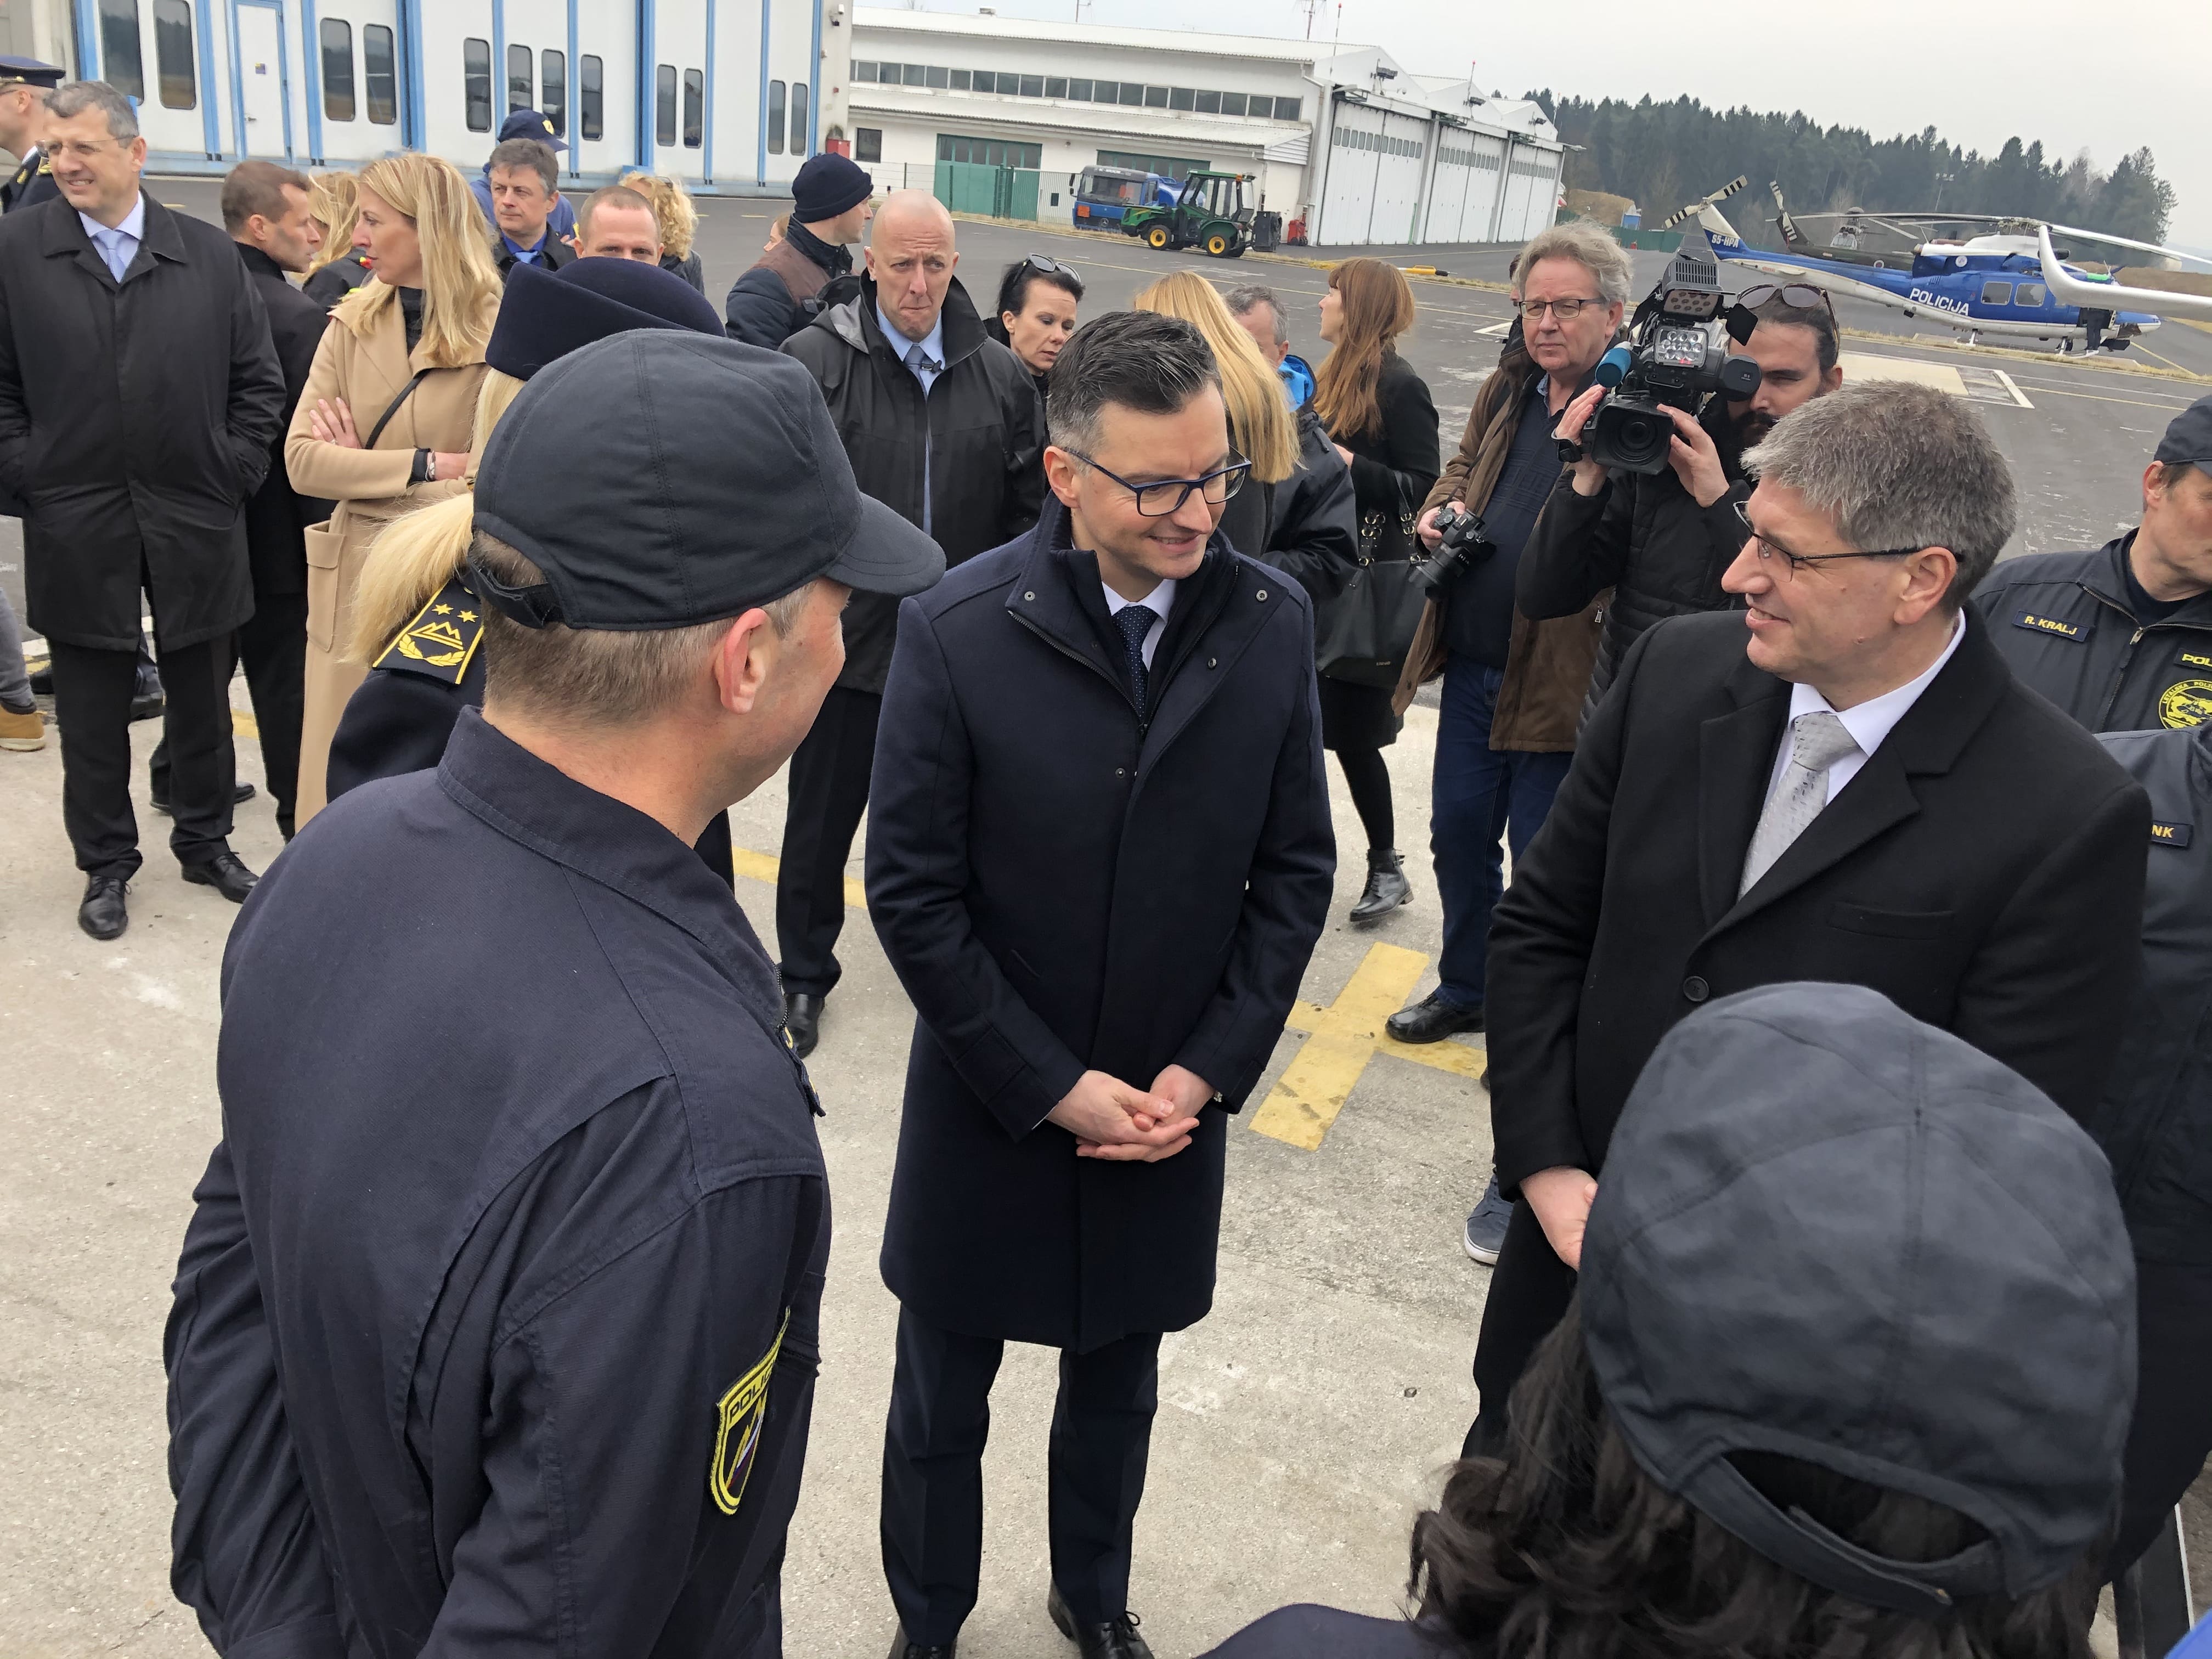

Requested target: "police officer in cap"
[
  {"left": 165, "top": 334, "right": 944, "bottom": 1654},
  {"left": 0, "top": 57, "right": 62, "bottom": 214},
  {"left": 470, "top": 106, "right": 578, "bottom": 242},
  {"left": 1976, "top": 394, "right": 2212, "bottom": 733}
]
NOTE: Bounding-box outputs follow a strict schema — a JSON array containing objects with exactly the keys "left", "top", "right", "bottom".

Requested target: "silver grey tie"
[{"left": 1739, "top": 710, "right": 1863, "bottom": 895}]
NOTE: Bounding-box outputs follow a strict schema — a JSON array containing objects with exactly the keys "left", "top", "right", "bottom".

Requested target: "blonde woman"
[
  {"left": 618, "top": 169, "right": 704, "bottom": 293},
  {"left": 301, "top": 170, "right": 371, "bottom": 307},
  {"left": 1129, "top": 270, "right": 1298, "bottom": 556},
  {"left": 287, "top": 151, "right": 500, "bottom": 825}
]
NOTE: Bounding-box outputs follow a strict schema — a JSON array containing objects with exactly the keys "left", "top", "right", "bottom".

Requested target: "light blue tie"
[
  {"left": 906, "top": 341, "right": 939, "bottom": 536},
  {"left": 94, "top": 227, "right": 132, "bottom": 281}
]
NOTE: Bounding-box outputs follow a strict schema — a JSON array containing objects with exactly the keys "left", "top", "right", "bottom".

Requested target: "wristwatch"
[{"left": 411, "top": 448, "right": 435, "bottom": 483}]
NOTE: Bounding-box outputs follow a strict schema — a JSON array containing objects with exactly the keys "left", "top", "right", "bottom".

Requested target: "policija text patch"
[{"left": 709, "top": 1312, "right": 788, "bottom": 1515}]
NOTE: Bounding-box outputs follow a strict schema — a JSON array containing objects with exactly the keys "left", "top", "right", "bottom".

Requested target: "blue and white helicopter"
[{"left": 1660, "top": 176, "right": 2212, "bottom": 352}]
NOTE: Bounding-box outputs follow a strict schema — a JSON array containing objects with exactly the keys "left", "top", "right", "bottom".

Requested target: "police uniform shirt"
[
  {"left": 167, "top": 709, "right": 830, "bottom": 1652},
  {"left": 1, "top": 143, "right": 57, "bottom": 212}
]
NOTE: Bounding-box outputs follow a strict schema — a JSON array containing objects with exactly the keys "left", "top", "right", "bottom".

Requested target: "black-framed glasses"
[
  {"left": 1735, "top": 281, "right": 1837, "bottom": 319},
  {"left": 1515, "top": 296, "right": 1605, "bottom": 320},
  {"left": 1733, "top": 500, "right": 1923, "bottom": 577},
  {"left": 1020, "top": 253, "right": 1081, "bottom": 284},
  {"left": 1066, "top": 448, "right": 1250, "bottom": 516}
]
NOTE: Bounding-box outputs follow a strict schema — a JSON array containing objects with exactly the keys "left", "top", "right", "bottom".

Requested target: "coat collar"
[
  {"left": 235, "top": 240, "right": 291, "bottom": 283},
  {"left": 434, "top": 708, "right": 782, "bottom": 1015},
  {"left": 40, "top": 188, "right": 183, "bottom": 290},
  {"left": 1697, "top": 607, "right": 2013, "bottom": 934},
  {"left": 821, "top": 273, "right": 992, "bottom": 371},
  {"left": 782, "top": 216, "right": 851, "bottom": 277}
]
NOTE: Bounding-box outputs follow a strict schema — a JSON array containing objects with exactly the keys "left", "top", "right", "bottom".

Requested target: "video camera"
[{"left": 1582, "top": 252, "right": 1761, "bottom": 476}]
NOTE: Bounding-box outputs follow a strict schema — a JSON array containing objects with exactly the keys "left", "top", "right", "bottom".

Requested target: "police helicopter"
[{"left": 1657, "top": 176, "right": 2212, "bottom": 352}]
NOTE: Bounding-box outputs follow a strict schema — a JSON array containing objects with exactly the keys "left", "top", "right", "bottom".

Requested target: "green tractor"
[{"left": 1123, "top": 171, "right": 1256, "bottom": 258}]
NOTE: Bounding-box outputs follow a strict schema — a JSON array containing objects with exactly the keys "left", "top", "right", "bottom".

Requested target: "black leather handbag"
[{"left": 1314, "top": 475, "right": 1428, "bottom": 687}]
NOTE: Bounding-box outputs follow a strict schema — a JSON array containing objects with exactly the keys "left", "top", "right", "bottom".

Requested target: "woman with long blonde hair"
[
  {"left": 301, "top": 170, "right": 372, "bottom": 306},
  {"left": 1130, "top": 270, "right": 1297, "bottom": 557},
  {"left": 618, "top": 170, "right": 705, "bottom": 292},
  {"left": 1309, "top": 257, "right": 1438, "bottom": 924},
  {"left": 286, "top": 151, "right": 501, "bottom": 826}
]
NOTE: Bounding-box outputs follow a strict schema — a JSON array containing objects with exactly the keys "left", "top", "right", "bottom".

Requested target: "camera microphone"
[{"left": 1594, "top": 344, "right": 1632, "bottom": 388}]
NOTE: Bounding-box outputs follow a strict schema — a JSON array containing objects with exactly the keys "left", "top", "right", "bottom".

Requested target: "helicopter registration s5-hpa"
[{"left": 1660, "top": 177, "right": 2212, "bottom": 352}]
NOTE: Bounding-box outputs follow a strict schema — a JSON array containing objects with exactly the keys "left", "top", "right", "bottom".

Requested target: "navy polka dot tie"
[{"left": 1111, "top": 605, "right": 1154, "bottom": 718}]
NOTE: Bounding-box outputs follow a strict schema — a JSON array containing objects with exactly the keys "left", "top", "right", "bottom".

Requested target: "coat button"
[
  {"left": 1255, "top": 589, "right": 1269, "bottom": 601},
  {"left": 1207, "top": 656, "right": 1218, "bottom": 668},
  {"left": 1023, "top": 590, "right": 1036, "bottom": 601},
  {"left": 1682, "top": 975, "right": 1710, "bottom": 1003},
  {"left": 1115, "top": 766, "right": 1127, "bottom": 776}
]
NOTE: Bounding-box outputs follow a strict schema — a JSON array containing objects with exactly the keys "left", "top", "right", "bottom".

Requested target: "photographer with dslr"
[{"left": 1519, "top": 279, "right": 1842, "bottom": 723}]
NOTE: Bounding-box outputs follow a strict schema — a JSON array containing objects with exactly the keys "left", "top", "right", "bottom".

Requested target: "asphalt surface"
[{"left": 1, "top": 182, "right": 2205, "bottom": 1656}]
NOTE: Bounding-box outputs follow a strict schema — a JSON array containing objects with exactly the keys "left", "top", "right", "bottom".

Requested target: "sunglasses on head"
[
  {"left": 1735, "top": 282, "right": 1836, "bottom": 317},
  {"left": 1021, "top": 253, "right": 1081, "bottom": 284}
]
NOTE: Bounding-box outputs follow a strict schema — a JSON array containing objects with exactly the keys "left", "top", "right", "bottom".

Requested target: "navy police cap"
[
  {"left": 497, "top": 107, "right": 567, "bottom": 153},
  {"left": 0, "top": 57, "right": 64, "bottom": 89},
  {"left": 2155, "top": 394, "right": 2212, "bottom": 473}
]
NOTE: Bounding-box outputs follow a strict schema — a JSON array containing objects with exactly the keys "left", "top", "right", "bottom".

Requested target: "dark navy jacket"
[
  {"left": 1972, "top": 534, "right": 2212, "bottom": 734},
  {"left": 1199, "top": 1605, "right": 1477, "bottom": 1657},
  {"left": 166, "top": 710, "right": 829, "bottom": 1658},
  {"left": 2091, "top": 724, "right": 2212, "bottom": 1266}
]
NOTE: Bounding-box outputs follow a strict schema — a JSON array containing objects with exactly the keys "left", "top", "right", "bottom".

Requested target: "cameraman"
[
  {"left": 1517, "top": 287, "right": 1843, "bottom": 721},
  {"left": 1385, "top": 223, "right": 1624, "bottom": 1263}
]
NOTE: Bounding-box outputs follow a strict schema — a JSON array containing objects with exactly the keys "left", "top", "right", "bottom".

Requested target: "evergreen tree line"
[{"left": 1521, "top": 91, "right": 2179, "bottom": 248}]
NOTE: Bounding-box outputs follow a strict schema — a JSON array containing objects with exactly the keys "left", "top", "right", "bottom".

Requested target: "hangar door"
[{"left": 1318, "top": 104, "right": 1429, "bottom": 246}]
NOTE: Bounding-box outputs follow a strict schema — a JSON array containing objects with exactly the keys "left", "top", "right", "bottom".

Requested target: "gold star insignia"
[
  {"left": 458, "top": 610, "right": 477, "bottom": 622},
  {"left": 433, "top": 603, "right": 452, "bottom": 614}
]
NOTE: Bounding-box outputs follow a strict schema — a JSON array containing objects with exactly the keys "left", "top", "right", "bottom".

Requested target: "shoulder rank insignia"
[
  {"left": 709, "top": 1311, "right": 788, "bottom": 1516},
  {"left": 2159, "top": 680, "right": 2212, "bottom": 730},
  {"left": 2150, "top": 821, "right": 2193, "bottom": 849},
  {"left": 2011, "top": 610, "right": 2084, "bottom": 641},
  {"left": 373, "top": 575, "right": 484, "bottom": 684}
]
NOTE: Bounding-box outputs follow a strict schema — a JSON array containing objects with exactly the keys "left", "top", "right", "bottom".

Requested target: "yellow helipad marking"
[
  {"left": 1837, "top": 351, "right": 1967, "bottom": 396},
  {"left": 732, "top": 845, "right": 865, "bottom": 909},
  {"left": 1250, "top": 941, "right": 1486, "bottom": 1150}
]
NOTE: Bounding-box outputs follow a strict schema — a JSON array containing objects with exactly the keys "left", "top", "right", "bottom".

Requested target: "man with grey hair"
[
  {"left": 0, "top": 77, "right": 285, "bottom": 937},
  {"left": 1465, "top": 379, "right": 2149, "bottom": 1453}
]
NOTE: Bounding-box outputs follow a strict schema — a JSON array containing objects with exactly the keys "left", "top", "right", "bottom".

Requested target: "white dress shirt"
[
  {"left": 1763, "top": 612, "right": 1967, "bottom": 803},
  {"left": 1104, "top": 578, "right": 1178, "bottom": 669},
  {"left": 80, "top": 193, "right": 146, "bottom": 283}
]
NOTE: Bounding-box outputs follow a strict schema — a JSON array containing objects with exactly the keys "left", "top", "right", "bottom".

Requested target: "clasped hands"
[{"left": 1046, "top": 1064, "right": 1212, "bottom": 1163}]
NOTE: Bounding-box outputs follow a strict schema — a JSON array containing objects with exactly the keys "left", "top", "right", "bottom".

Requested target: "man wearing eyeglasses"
[
  {"left": 1518, "top": 281, "right": 1844, "bottom": 730},
  {"left": 864, "top": 308, "right": 1333, "bottom": 1659},
  {"left": 1465, "top": 380, "right": 2148, "bottom": 1457},
  {"left": 776, "top": 189, "right": 1045, "bottom": 1057}
]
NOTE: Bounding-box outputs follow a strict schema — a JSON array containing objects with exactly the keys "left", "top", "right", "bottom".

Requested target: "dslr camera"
[
  {"left": 1414, "top": 501, "right": 1497, "bottom": 591},
  {"left": 1583, "top": 252, "right": 1762, "bottom": 476}
]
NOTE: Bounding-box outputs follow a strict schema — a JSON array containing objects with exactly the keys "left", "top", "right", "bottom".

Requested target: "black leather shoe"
[
  {"left": 78, "top": 874, "right": 129, "bottom": 940},
  {"left": 1385, "top": 988, "right": 1485, "bottom": 1044},
  {"left": 783, "top": 992, "right": 825, "bottom": 1060},
  {"left": 151, "top": 779, "right": 257, "bottom": 815},
  {"left": 29, "top": 661, "right": 53, "bottom": 695},
  {"left": 1348, "top": 848, "right": 1412, "bottom": 923},
  {"left": 182, "top": 851, "right": 258, "bottom": 903},
  {"left": 887, "top": 1632, "right": 956, "bottom": 1659},
  {"left": 1047, "top": 1586, "right": 1154, "bottom": 1659}
]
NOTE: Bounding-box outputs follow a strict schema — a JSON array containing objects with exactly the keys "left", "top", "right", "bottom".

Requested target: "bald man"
[{"left": 773, "top": 191, "right": 1044, "bottom": 1058}]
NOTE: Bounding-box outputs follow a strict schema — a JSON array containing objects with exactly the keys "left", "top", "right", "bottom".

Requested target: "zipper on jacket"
[{"left": 2078, "top": 582, "right": 2212, "bottom": 730}]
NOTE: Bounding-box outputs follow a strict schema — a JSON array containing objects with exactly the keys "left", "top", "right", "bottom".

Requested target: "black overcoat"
[
  {"left": 0, "top": 193, "right": 285, "bottom": 650},
  {"left": 866, "top": 501, "right": 1336, "bottom": 1350},
  {"left": 238, "top": 242, "right": 332, "bottom": 599},
  {"left": 1486, "top": 608, "right": 2151, "bottom": 1195}
]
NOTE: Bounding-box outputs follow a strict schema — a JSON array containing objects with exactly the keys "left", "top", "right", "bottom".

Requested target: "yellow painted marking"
[
  {"left": 732, "top": 845, "right": 865, "bottom": 909},
  {"left": 1250, "top": 943, "right": 1485, "bottom": 1150}
]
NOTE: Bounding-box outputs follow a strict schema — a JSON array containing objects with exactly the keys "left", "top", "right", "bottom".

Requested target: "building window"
[
  {"left": 1274, "top": 95, "right": 1302, "bottom": 120},
  {"left": 1143, "top": 85, "right": 1167, "bottom": 108},
  {"left": 1220, "top": 91, "right": 1247, "bottom": 117},
  {"left": 791, "top": 83, "right": 809, "bottom": 155},
  {"left": 971, "top": 65, "right": 995, "bottom": 89},
  {"left": 464, "top": 38, "right": 492, "bottom": 131},
  {"left": 363, "top": 25, "right": 396, "bottom": 123},
  {"left": 938, "top": 133, "right": 1039, "bottom": 168},
  {"left": 541, "top": 50, "right": 566, "bottom": 136},
  {"left": 153, "top": 0, "right": 195, "bottom": 109},
  {"left": 766, "top": 80, "right": 786, "bottom": 154},
  {"left": 683, "top": 68, "right": 702, "bottom": 148},
  {"left": 853, "top": 60, "right": 877, "bottom": 80},
  {"left": 579, "top": 54, "right": 603, "bottom": 140},
  {"left": 1068, "top": 77, "right": 1092, "bottom": 100},
  {"left": 902, "top": 63, "right": 925, "bottom": 86},
  {"left": 98, "top": 0, "right": 144, "bottom": 100},
  {"left": 1195, "top": 89, "right": 1220, "bottom": 114},
  {"left": 507, "top": 43, "right": 532, "bottom": 112},
  {"left": 1117, "top": 83, "right": 1141, "bottom": 106},
  {"left": 655, "top": 63, "right": 676, "bottom": 146},
  {"left": 320, "top": 18, "right": 354, "bottom": 120},
  {"left": 995, "top": 72, "right": 1018, "bottom": 94},
  {"left": 925, "top": 65, "right": 947, "bottom": 88},
  {"left": 1169, "top": 87, "right": 1194, "bottom": 111},
  {"left": 1046, "top": 76, "right": 1067, "bottom": 98},
  {"left": 856, "top": 126, "right": 882, "bottom": 163},
  {"left": 1018, "top": 74, "right": 1043, "bottom": 97},
  {"left": 950, "top": 69, "right": 970, "bottom": 90}
]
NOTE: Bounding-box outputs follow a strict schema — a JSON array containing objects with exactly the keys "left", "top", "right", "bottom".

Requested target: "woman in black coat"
[
  {"left": 989, "top": 253, "right": 1084, "bottom": 405},
  {"left": 1313, "top": 259, "right": 1439, "bottom": 922}
]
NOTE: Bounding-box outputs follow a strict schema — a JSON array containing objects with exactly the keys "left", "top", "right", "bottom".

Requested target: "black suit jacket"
[
  {"left": 1486, "top": 608, "right": 2151, "bottom": 1193},
  {"left": 238, "top": 242, "right": 331, "bottom": 597}
]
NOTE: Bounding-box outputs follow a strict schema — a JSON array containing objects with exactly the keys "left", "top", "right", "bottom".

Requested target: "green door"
[
  {"left": 1006, "top": 169, "right": 1040, "bottom": 221},
  {"left": 933, "top": 161, "right": 1004, "bottom": 216}
]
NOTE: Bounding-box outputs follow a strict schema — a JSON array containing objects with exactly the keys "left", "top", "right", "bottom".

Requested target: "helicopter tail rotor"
[{"left": 1657, "top": 176, "right": 1748, "bottom": 233}]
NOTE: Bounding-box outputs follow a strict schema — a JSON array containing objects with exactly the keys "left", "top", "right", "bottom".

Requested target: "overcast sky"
[{"left": 900, "top": 0, "right": 2212, "bottom": 250}]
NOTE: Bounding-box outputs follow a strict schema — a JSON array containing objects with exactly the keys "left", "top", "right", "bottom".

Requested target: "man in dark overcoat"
[
  {"left": 865, "top": 309, "right": 1335, "bottom": 1659},
  {"left": 1470, "top": 381, "right": 2151, "bottom": 1454},
  {"left": 0, "top": 80, "right": 284, "bottom": 938}
]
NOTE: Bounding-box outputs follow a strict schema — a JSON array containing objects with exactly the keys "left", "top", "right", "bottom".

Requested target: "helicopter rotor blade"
[
  {"left": 2043, "top": 223, "right": 2212, "bottom": 268},
  {"left": 2037, "top": 225, "right": 2212, "bottom": 321},
  {"left": 1656, "top": 175, "right": 1747, "bottom": 232}
]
